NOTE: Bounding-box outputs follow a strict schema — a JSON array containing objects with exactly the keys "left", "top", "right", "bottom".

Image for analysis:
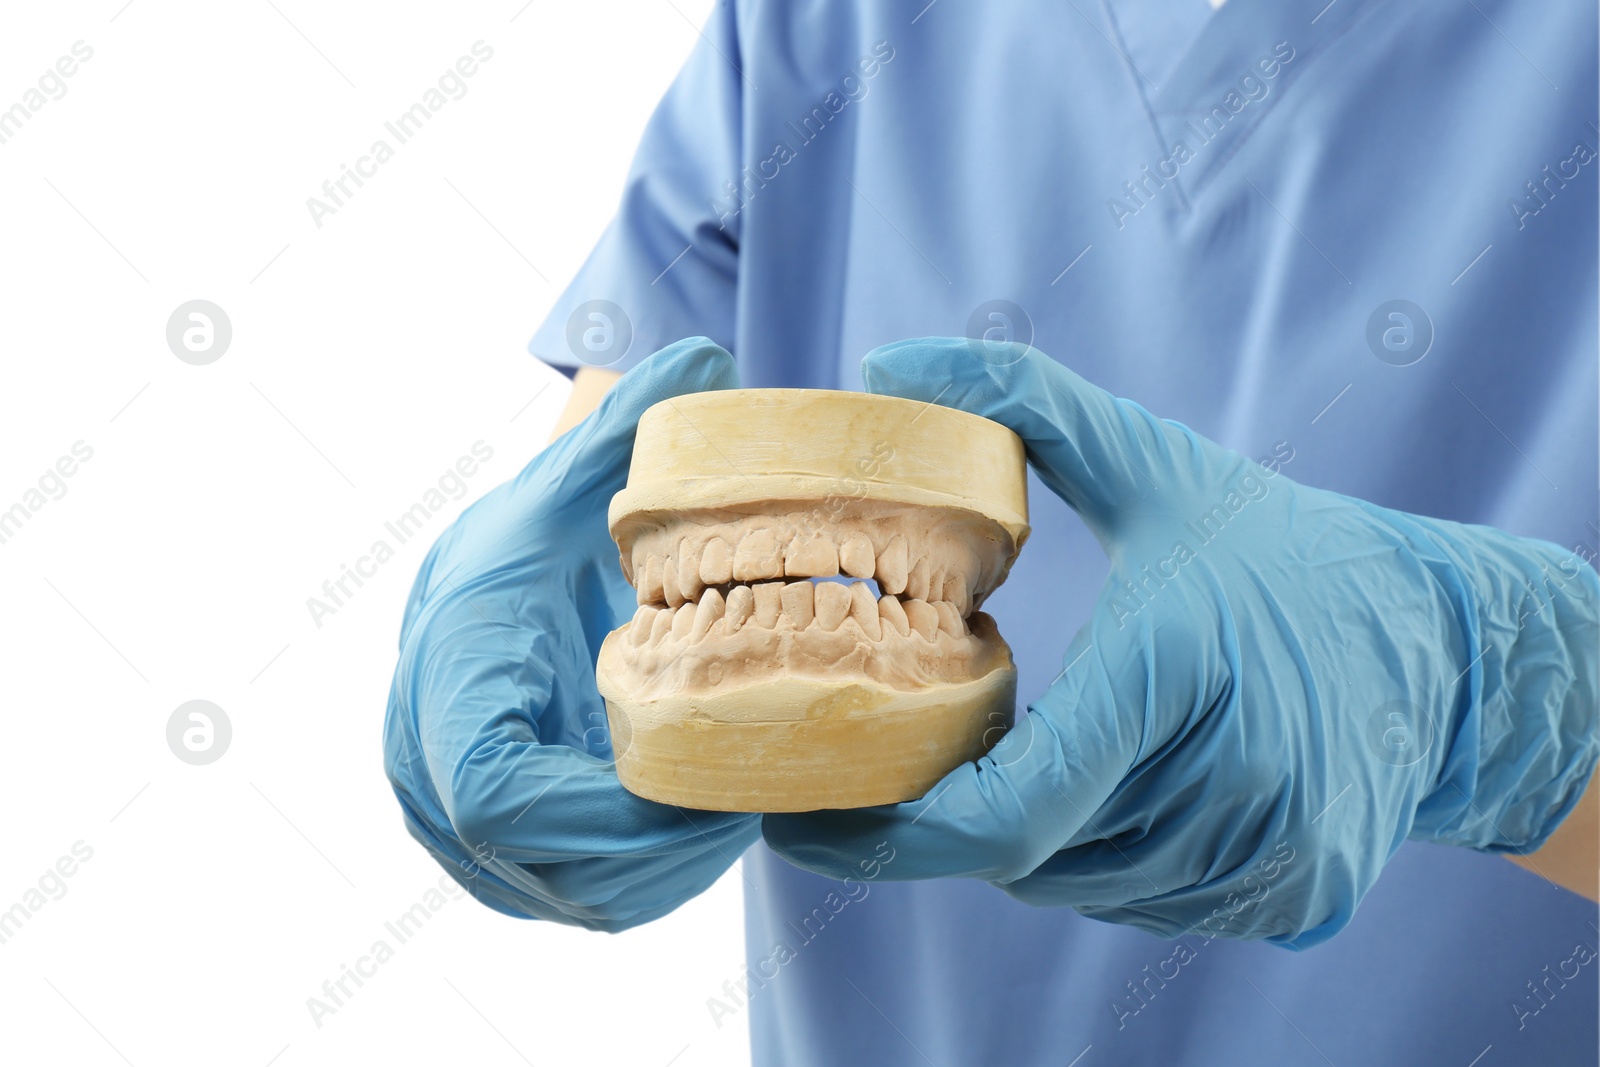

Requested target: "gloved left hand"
[
  {"left": 764, "top": 338, "right": 1598, "bottom": 948},
  {"left": 383, "top": 339, "right": 760, "bottom": 931}
]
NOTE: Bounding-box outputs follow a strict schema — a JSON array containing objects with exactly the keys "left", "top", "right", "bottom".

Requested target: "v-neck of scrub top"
[
  {"left": 1103, "top": 0, "right": 1381, "bottom": 207},
  {"left": 1104, "top": 0, "right": 1220, "bottom": 90}
]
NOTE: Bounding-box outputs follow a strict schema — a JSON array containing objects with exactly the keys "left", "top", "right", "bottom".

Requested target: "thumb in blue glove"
[
  {"left": 764, "top": 338, "right": 1598, "bottom": 948},
  {"left": 384, "top": 338, "right": 761, "bottom": 932}
]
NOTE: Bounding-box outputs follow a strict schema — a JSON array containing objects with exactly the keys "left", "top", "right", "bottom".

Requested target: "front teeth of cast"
[
  {"left": 626, "top": 586, "right": 968, "bottom": 646},
  {"left": 701, "top": 536, "right": 734, "bottom": 585},
  {"left": 679, "top": 538, "right": 705, "bottom": 603},
  {"left": 784, "top": 532, "right": 837, "bottom": 577},
  {"left": 754, "top": 581, "right": 782, "bottom": 627},
  {"left": 850, "top": 581, "right": 881, "bottom": 640},
  {"left": 875, "top": 534, "right": 909, "bottom": 595},
  {"left": 733, "top": 529, "right": 782, "bottom": 582},
  {"left": 839, "top": 532, "right": 875, "bottom": 579},
  {"left": 725, "top": 585, "right": 754, "bottom": 632},
  {"left": 780, "top": 580, "right": 814, "bottom": 629},
  {"left": 635, "top": 524, "right": 981, "bottom": 615},
  {"left": 814, "top": 582, "right": 851, "bottom": 631}
]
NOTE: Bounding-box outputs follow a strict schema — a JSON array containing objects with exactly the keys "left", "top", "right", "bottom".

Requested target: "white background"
[{"left": 0, "top": 2, "right": 755, "bottom": 1064}]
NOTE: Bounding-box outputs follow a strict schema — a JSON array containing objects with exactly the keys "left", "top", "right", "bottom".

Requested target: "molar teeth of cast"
[
  {"left": 926, "top": 565, "right": 946, "bottom": 613},
  {"left": 944, "top": 574, "right": 971, "bottom": 617},
  {"left": 725, "top": 585, "right": 754, "bottom": 633},
  {"left": 700, "top": 536, "right": 733, "bottom": 586},
  {"left": 934, "top": 601, "right": 965, "bottom": 638},
  {"left": 678, "top": 539, "right": 704, "bottom": 602},
  {"left": 850, "top": 581, "right": 882, "bottom": 640},
  {"left": 904, "top": 556, "right": 931, "bottom": 601},
  {"left": 813, "top": 582, "right": 850, "bottom": 631},
  {"left": 903, "top": 599, "right": 939, "bottom": 641},
  {"left": 662, "top": 557, "right": 684, "bottom": 608},
  {"left": 629, "top": 604, "right": 660, "bottom": 646},
  {"left": 780, "top": 580, "right": 814, "bottom": 629},
  {"left": 784, "top": 532, "right": 838, "bottom": 577},
  {"left": 877, "top": 593, "right": 910, "bottom": 636},
  {"left": 692, "top": 587, "right": 725, "bottom": 640},
  {"left": 753, "top": 581, "right": 783, "bottom": 628},
  {"left": 638, "top": 555, "right": 665, "bottom": 606},
  {"left": 874, "top": 534, "right": 909, "bottom": 595},
  {"left": 670, "top": 601, "right": 696, "bottom": 640},
  {"left": 839, "top": 532, "right": 875, "bottom": 579},
  {"left": 648, "top": 605, "right": 675, "bottom": 645},
  {"left": 734, "top": 529, "right": 783, "bottom": 582}
]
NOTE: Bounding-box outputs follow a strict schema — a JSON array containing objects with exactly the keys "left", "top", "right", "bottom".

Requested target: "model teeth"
[
  {"left": 903, "top": 599, "right": 939, "bottom": 641},
  {"left": 905, "top": 557, "right": 931, "bottom": 601},
  {"left": 669, "top": 602, "right": 696, "bottom": 640},
  {"left": 662, "top": 558, "right": 684, "bottom": 608},
  {"left": 701, "top": 537, "right": 733, "bottom": 585},
  {"left": 725, "top": 585, "right": 754, "bottom": 632},
  {"left": 780, "top": 580, "right": 814, "bottom": 629},
  {"left": 814, "top": 582, "right": 851, "bottom": 631},
  {"left": 629, "top": 604, "right": 659, "bottom": 646},
  {"left": 648, "top": 605, "right": 674, "bottom": 645},
  {"left": 623, "top": 513, "right": 1002, "bottom": 645},
  {"left": 839, "top": 532, "right": 875, "bottom": 579},
  {"left": 679, "top": 539, "right": 705, "bottom": 602},
  {"left": 850, "top": 581, "right": 881, "bottom": 640},
  {"left": 638, "top": 555, "right": 665, "bottom": 607},
  {"left": 875, "top": 534, "right": 908, "bottom": 595},
  {"left": 877, "top": 593, "right": 909, "bottom": 636},
  {"left": 754, "top": 581, "right": 783, "bottom": 628},
  {"left": 733, "top": 528, "right": 783, "bottom": 581},
  {"left": 934, "top": 601, "right": 965, "bottom": 638},
  {"left": 649, "top": 531, "right": 977, "bottom": 608},
  {"left": 692, "top": 588, "right": 725, "bottom": 639},
  {"left": 624, "top": 587, "right": 974, "bottom": 648},
  {"left": 784, "top": 533, "right": 838, "bottom": 577},
  {"left": 943, "top": 573, "right": 970, "bottom": 616}
]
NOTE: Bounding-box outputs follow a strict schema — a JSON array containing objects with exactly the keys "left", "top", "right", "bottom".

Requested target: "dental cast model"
[{"left": 594, "top": 388, "right": 1030, "bottom": 812}]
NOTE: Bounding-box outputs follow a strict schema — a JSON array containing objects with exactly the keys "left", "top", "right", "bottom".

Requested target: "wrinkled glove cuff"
[{"left": 1411, "top": 528, "right": 1599, "bottom": 853}]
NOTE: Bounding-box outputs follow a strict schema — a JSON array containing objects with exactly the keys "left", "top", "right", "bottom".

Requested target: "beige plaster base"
[{"left": 597, "top": 627, "right": 1016, "bottom": 811}]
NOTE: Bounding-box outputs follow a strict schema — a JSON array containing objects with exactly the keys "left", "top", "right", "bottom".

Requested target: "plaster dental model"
[{"left": 594, "top": 388, "right": 1030, "bottom": 812}]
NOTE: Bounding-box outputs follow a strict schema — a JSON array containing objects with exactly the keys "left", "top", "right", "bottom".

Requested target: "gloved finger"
[
  {"left": 507, "top": 821, "right": 762, "bottom": 927},
  {"left": 523, "top": 336, "right": 739, "bottom": 514},
  {"left": 860, "top": 337, "right": 1192, "bottom": 540},
  {"left": 412, "top": 640, "right": 759, "bottom": 862},
  {"left": 413, "top": 812, "right": 757, "bottom": 932},
  {"left": 762, "top": 621, "right": 1149, "bottom": 884},
  {"left": 451, "top": 735, "right": 760, "bottom": 862}
]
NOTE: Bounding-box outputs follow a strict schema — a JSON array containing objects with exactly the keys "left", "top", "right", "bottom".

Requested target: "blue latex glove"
[
  {"left": 765, "top": 338, "right": 1599, "bottom": 948},
  {"left": 383, "top": 339, "right": 760, "bottom": 931}
]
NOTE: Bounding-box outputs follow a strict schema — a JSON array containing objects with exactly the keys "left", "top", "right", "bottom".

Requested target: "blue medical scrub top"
[{"left": 531, "top": 1, "right": 1600, "bottom": 1063}]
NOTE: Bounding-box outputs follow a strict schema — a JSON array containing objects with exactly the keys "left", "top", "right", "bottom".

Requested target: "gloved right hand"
[
  {"left": 764, "top": 338, "right": 1599, "bottom": 948},
  {"left": 383, "top": 338, "right": 760, "bottom": 931}
]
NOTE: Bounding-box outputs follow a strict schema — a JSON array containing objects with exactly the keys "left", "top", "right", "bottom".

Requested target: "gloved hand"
[
  {"left": 383, "top": 339, "right": 760, "bottom": 932},
  {"left": 765, "top": 338, "right": 1599, "bottom": 948}
]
